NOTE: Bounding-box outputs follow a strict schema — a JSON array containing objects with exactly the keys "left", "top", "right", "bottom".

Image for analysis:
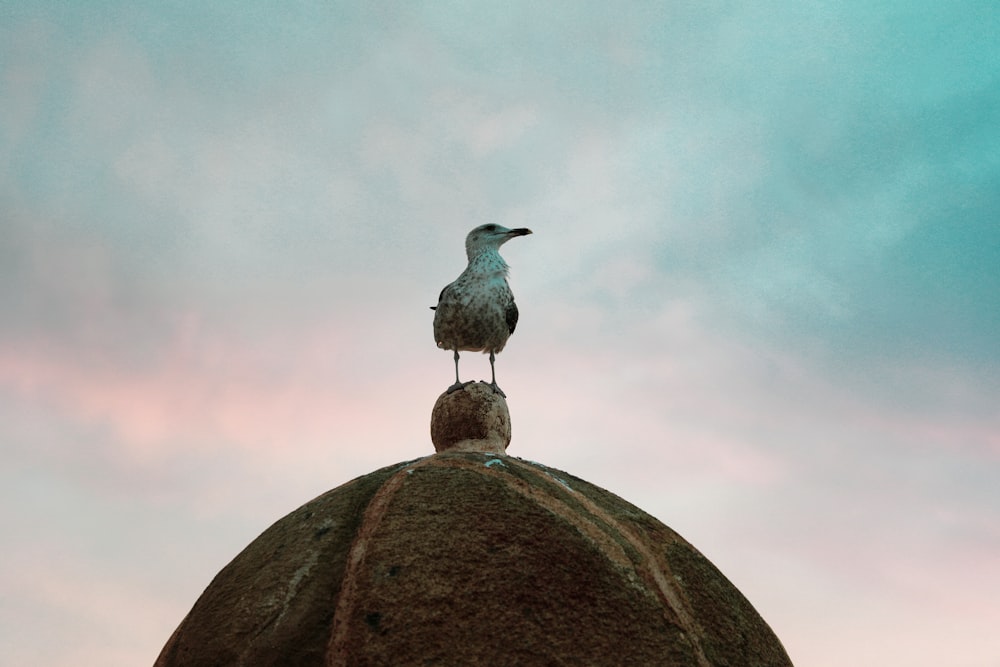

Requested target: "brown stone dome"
[
  {"left": 156, "top": 386, "right": 791, "bottom": 666},
  {"left": 156, "top": 453, "right": 791, "bottom": 666}
]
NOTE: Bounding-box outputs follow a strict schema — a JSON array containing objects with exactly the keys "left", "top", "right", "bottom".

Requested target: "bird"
[{"left": 431, "top": 224, "right": 533, "bottom": 398}]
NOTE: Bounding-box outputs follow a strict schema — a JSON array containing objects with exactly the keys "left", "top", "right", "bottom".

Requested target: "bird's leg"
[
  {"left": 488, "top": 350, "right": 506, "bottom": 398},
  {"left": 446, "top": 350, "right": 465, "bottom": 394}
]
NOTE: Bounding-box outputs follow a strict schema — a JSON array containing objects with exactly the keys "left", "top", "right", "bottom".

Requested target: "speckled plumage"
[{"left": 432, "top": 224, "right": 532, "bottom": 395}]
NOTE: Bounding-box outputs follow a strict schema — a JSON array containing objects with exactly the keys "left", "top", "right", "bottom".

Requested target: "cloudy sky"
[{"left": 2, "top": 1, "right": 999, "bottom": 665}]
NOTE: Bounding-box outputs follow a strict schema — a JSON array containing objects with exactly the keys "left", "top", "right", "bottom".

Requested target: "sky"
[{"left": 1, "top": 1, "right": 999, "bottom": 665}]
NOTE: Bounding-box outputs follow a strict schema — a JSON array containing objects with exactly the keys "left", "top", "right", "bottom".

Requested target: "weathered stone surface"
[
  {"left": 430, "top": 382, "right": 511, "bottom": 454},
  {"left": 156, "top": 453, "right": 792, "bottom": 667}
]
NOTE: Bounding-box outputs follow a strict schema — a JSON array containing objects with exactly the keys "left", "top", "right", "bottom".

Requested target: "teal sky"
[{"left": 2, "top": 2, "right": 999, "bottom": 665}]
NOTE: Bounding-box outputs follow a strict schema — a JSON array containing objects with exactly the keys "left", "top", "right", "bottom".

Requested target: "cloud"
[{"left": 2, "top": 4, "right": 1000, "bottom": 667}]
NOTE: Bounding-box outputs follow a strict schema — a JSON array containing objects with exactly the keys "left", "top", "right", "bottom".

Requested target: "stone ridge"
[
  {"left": 156, "top": 453, "right": 793, "bottom": 666},
  {"left": 511, "top": 459, "right": 794, "bottom": 666},
  {"left": 154, "top": 461, "right": 410, "bottom": 667}
]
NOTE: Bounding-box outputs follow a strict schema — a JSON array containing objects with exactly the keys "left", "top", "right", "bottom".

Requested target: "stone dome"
[{"left": 156, "top": 385, "right": 791, "bottom": 666}]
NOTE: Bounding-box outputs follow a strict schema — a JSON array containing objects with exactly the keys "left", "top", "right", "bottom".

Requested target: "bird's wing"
[
  {"left": 505, "top": 300, "right": 519, "bottom": 335},
  {"left": 430, "top": 284, "right": 449, "bottom": 310}
]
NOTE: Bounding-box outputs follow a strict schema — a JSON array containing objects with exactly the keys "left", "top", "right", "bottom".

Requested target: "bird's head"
[{"left": 465, "top": 224, "right": 533, "bottom": 260}]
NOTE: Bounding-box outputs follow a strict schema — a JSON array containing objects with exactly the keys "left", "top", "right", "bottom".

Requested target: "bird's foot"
[
  {"left": 446, "top": 381, "right": 471, "bottom": 394},
  {"left": 487, "top": 381, "right": 507, "bottom": 398}
]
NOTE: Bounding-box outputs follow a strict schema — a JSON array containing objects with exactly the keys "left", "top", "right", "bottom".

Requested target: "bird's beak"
[{"left": 507, "top": 228, "right": 532, "bottom": 237}]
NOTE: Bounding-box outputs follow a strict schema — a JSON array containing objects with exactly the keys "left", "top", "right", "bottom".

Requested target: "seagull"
[{"left": 431, "top": 224, "right": 532, "bottom": 397}]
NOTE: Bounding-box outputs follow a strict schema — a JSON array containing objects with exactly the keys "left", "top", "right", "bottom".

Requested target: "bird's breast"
[{"left": 432, "top": 277, "right": 515, "bottom": 352}]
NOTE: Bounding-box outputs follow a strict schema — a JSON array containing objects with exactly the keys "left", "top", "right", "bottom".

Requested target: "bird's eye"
[{"left": 484, "top": 224, "right": 497, "bottom": 232}]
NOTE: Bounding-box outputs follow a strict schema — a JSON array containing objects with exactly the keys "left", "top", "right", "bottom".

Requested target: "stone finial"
[{"left": 430, "top": 382, "right": 511, "bottom": 454}]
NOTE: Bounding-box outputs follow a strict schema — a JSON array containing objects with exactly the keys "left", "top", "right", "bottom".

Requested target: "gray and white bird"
[{"left": 431, "top": 224, "right": 533, "bottom": 397}]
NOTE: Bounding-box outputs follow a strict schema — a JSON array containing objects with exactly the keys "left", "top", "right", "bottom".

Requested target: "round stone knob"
[{"left": 430, "top": 382, "right": 511, "bottom": 454}]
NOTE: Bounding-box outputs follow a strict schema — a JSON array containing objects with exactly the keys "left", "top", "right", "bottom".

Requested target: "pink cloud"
[
  {"left": 3, "top": 545, "right": 178, "bottom": 667},
  {"left": 0, "top": 319, "right": 391, "bottom": 466}
]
